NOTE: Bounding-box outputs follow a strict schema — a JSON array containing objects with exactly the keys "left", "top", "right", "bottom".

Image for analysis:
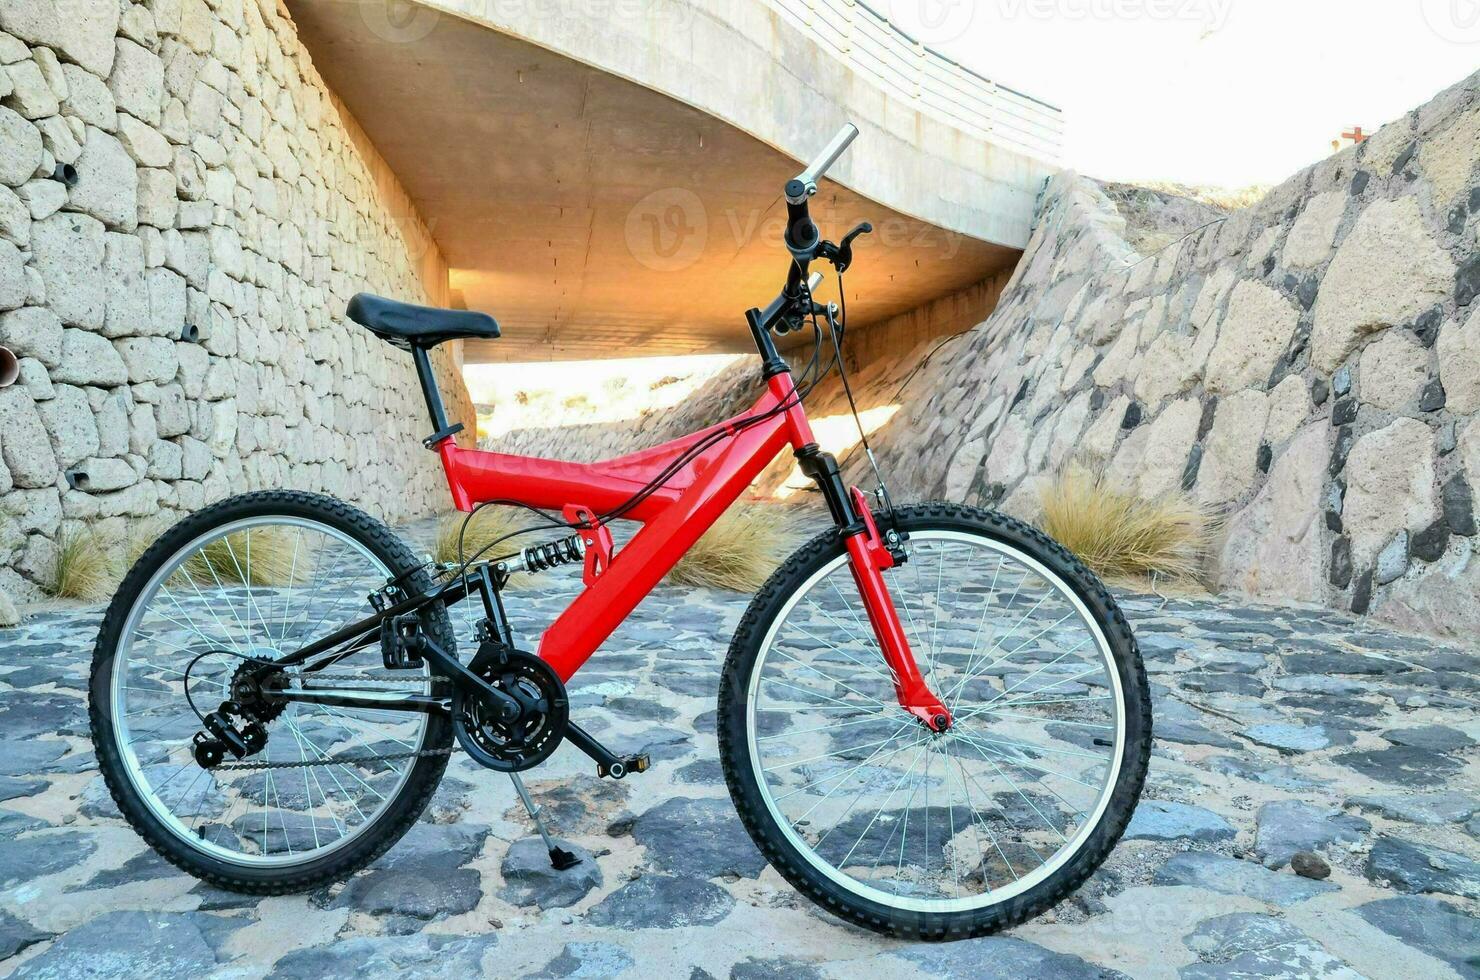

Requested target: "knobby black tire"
[
  {"left": 716, "top": 501, "right": 1151, "bottom": 940},
  {"left": 88, "top": 490, "right": 454, "bottom": 894}
]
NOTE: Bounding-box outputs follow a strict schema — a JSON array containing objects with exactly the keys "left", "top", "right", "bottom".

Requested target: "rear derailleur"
[{"left": 192, "top": 658, "right": 287, "bottom": 769}]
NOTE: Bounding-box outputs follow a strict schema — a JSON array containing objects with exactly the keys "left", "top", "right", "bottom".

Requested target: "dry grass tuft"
[
  {"left": 435, "top": 508, "right": 541, "bottom": 588},
  {"left": 51, "top": 526, "right": 123, "bottom": 601},
  {"left": 125, "top": 517, "right": 169, "bottom": 570},
  {"left": 1129, "top": 180, "right": 1271, "bottom": 212},
  {"left": 1037, "top": 464, "right": 1213, "bottom": 586},
  {"left": 667, "top": 501, "right": 800, "bottom": 592},
  {"left": 178, "top": 527, "right": 307, "bottom": 588}
]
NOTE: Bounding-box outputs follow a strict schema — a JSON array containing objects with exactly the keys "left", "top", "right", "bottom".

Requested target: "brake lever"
[{"left": 819, "top": 221, "right": 873, "bottom": 274}]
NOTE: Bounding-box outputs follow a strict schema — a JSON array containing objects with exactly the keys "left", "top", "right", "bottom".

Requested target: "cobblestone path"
[{"left": 0, "top": 559, "right": 1476, "bottom": 978}]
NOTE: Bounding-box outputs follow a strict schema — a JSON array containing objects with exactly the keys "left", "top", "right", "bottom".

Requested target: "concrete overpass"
[{"left": 286, "top": 0, "right": 1062, "bottom": 361}]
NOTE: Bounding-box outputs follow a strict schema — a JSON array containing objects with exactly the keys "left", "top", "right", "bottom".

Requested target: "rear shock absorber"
[{"left": 499, "top": 534, "right": 586, "bottom": 575}]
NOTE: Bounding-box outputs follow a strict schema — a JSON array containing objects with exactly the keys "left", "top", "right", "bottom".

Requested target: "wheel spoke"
[
  {"left": 105, "top": 511, "right": 439, "bottom": 870},
  {"left": 742, "top": 525, "right": 1132, "bottom": 917}
]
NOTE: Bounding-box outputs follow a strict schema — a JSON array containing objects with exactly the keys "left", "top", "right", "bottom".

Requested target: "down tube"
[{"left": 538, "top": 416, "right": 793, "bottom": 681}]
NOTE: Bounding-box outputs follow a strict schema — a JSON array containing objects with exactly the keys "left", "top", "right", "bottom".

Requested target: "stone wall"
[
  {"left": 481, "top": 69, "right": 1480, "bottom": 634},
  {"left": 0, "top": 0, "right": 473, "bottom": 603},
  {"left": 853, "top": 69, "right": 1480, "bottom": 636}
]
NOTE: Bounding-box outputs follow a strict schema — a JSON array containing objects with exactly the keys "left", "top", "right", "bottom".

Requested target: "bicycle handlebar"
[
  {"left": 783, "top": 123, "right": 858, "bottom": 255},
  {"left": 786, "top": 123, "right": 859, "bottom": 204}
]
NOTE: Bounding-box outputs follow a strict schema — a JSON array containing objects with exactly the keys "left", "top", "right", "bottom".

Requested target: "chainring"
[{"left": 452, "top": 644, "right": 569, "bottom": 772}]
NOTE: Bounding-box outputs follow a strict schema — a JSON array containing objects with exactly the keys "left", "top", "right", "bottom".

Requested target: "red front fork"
[{"left": 845, "top": 488, "right": 952, "bottom": 732}]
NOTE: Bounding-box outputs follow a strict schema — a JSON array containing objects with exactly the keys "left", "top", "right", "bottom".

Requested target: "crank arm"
[
  {"left": 278, "top": 688, "right": 450, "bottom": 713},
  {"left": 412, "top": 635, "right": 524, "bottom": 722},
  {"left": 565, "top": 722, "right": 650, "bottom": 779}
]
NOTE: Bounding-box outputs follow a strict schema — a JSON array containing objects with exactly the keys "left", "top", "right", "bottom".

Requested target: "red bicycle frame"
[{"left": 434, "top": 367, "right": 952, "bottom": 730}]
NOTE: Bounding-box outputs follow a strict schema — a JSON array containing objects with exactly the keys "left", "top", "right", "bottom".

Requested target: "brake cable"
[{"left": 829, "top": 268, "right": 901, "bottom": 532}]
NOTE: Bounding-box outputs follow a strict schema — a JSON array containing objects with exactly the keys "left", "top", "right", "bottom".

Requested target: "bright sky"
[{"left": 886, "top": 0, "right": 1480, "bottom": 187}]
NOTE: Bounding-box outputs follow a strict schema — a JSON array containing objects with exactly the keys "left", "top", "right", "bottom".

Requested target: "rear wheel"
[
  {"left": 89, "top": 491, "right": 454, "bottom": 893},
  {"left": 717, "top": 502, "right": 1150, "bottom": 939}
]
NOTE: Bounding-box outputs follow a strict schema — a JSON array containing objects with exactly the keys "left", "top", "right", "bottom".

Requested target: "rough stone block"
[
  {"left": 1220, "top": 423, "right": 1330, "bottom": 601},
  {"left": 145, "top": 266, "right": 185, "bottom": 337},
  {"left": 1358, "top": 331, "right": 1430, "bottom": 411},
  {"left": 75, "top": 455, "right": 136, "bottom": 491},
  {"left": 1198, "top": 389, "right": 1269, "bottom": 506},
  {"left": 107, "top": 38, "right": 163, "bottom": 125},
  {"left": 34, "top": 382, "right": 96, "bottom": 473},
  {"left": 5, "top": 57, "right": 59, "bottom": 118},
  {"left": 16, "top": 178, "right": 64, "bottom": 221},
  {"left": 1344, "top": 418, "right": 1438, "bottom": 566},
  {"left": 52, "top": 327, "right": 127, "bottom": 386},
  {"left": 0, "top": 104, "right": 39, "bottom": 187},
  {"left": 101, "top": 231, "right": 148, "bottom": 337},
  {"left": 0, "top": 386, "right": 56, "bottom": 488},
  {"left": 68, "top": 126, "right": 138, "bottom": 230},
  {"left": 1205, "top": 280, "right": 1299, "bottom": 394},
  {"left": 0, "top": 306, "right": 62, "bottom": 365},
  {"left": 154, "top": 382, "right": 189, "bottom": 437},
  {"left": 0, "top": 0, "right": 119, "bottom": 75},
  {"left": 0, "top": 183, "right": 24, "bottom": 244},
  {"left": 1437, "top": 308, "right": 1480, "bottom": 414},
  {"left": 116, "top": 112, "right": 171, "bottom": 168},
  {"left": 29, "top": 211, "right": 106, "bottom": 327},
  {"left": 0, "top": 238, "right": 22, "bottom": 310},
  {"left": 59, "top": 63, "right": 116, "bottom": 130},
  {"left": 114, "top": 335, "right": 177, "bottom": 384},
  {"left": 1311, "top": 197, "right": 1455, "bottom": 374}
]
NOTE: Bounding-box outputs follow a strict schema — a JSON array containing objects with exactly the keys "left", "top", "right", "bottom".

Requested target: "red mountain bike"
[{"left": 89, "top": 126, "right": 1150, "bottom": 939}]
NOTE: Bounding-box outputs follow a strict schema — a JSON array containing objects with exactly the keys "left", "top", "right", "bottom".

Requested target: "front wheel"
[{"left": 717, "top": 502, "right": 1150, "bottom": 939}]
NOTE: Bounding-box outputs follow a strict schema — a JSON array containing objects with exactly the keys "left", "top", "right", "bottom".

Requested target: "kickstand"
[{"left": 509, "top": 772, "right": 580, "bottom": 870}]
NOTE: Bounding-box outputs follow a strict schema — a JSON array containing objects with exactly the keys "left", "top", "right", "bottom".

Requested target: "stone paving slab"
[{"left": 0, "top": 569, "right": 1477, "bottom": 979}]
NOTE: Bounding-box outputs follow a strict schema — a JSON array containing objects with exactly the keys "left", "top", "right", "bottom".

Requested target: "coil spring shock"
[{"left": 515, "top": 534, "right": 586, "bottom": 573}]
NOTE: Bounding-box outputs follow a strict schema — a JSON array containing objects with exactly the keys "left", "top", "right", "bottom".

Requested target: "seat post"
[{"left": 410, "top": 344, "right": 461, "bottom": 448}]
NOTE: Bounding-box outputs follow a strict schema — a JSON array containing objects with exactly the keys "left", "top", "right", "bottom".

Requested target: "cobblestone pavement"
[{"left": 1, "top": 550, "right": 1477, "bottom": 978}]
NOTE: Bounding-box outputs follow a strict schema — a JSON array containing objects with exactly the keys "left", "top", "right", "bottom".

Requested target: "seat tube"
[{"left": 411, "top": 345, "right": 450, "bottom": 435}]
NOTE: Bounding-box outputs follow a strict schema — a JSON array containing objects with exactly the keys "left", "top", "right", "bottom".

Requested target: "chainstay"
[
  {"left": 211, "top": 745, "right": 458, "bottom": 771},
  {"left": 211, "top": 672, "right": 457, "bottom": 771}
]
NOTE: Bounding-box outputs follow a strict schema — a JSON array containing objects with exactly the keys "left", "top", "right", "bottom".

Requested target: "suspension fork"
[{"left": 795, "top": 446, "right": 952, "bottom": 732}]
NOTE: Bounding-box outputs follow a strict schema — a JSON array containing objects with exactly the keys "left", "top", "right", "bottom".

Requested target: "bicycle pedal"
[{"left": 597, "top": 754, "right": 649, "bottom": 779}]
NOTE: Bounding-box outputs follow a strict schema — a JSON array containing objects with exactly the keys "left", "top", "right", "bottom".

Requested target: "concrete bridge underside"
[{"left": 287, "top": 0, "right": 1056, "bottom": 361}]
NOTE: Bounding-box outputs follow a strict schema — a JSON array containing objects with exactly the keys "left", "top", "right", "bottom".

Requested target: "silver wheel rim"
[
  {"left": 107, "top": 515, "right": 435, "bottom": 868},
  {"left": 745, "top": 530, "right": 1125, "bottom": 913}
]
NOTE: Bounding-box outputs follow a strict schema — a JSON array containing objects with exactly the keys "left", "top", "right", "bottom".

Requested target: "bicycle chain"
[{"left": 209, "top": 672, "right": 461, "bottom": 772}]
